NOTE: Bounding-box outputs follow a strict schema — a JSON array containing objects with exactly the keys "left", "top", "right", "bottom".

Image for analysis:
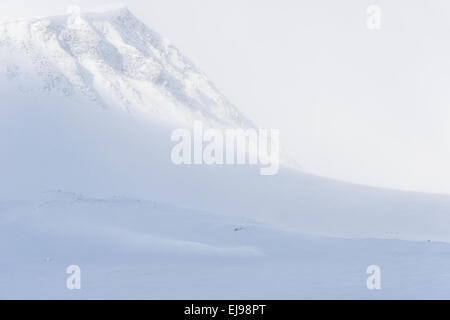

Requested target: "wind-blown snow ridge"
[{"left": 0, "top": 7, "right": 253, "bottom": 128}]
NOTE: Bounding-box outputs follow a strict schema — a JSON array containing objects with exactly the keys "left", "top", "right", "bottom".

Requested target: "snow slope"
[
  {"left": 1, "top": 8, "right": 450, "bottom": 299},
  {"left": 2, "top": 194, "right": 450, "bottom": 299},
  {"left": 0, "top": 7, "right": 252, "bottom": 128}
]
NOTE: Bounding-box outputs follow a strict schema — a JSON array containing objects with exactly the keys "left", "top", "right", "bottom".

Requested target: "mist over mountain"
[{"left": 1, "top": 7, "right": 450, "bottom": 299}]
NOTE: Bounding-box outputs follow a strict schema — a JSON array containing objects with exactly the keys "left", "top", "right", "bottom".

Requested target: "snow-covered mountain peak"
[{"left": 0, "top": 8, "right": 253, "bottom": 128}]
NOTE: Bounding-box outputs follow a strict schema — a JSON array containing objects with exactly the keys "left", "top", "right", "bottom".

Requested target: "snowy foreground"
[
  {"left": 1, "top": 8, "right": 450, "bottom": 299},
  {"left": 1, "top": 193, "right": 450, "bottom": 299}
]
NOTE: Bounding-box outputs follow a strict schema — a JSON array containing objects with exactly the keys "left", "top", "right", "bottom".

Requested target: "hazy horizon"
[{"left": 1, "top": 0, "right": 449, "bottom": 195}]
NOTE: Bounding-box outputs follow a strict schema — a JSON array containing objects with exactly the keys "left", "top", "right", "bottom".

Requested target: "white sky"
[{"left": 1, "top": 0, "right": 450, "bottom": 194}]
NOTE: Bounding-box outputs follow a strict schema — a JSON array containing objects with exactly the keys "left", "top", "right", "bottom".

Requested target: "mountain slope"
[
  {"left": 1, "top": 7, "right": 450, "bottom": 242},
  {"left": 1, "top": 8, "right": 450, "bottom": 299},
  {"left": 1, "top": 7, "right": 450, "bottom": 241},
  {"left": 0, "top": 7, "right": 252, "bottom": 127}
]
